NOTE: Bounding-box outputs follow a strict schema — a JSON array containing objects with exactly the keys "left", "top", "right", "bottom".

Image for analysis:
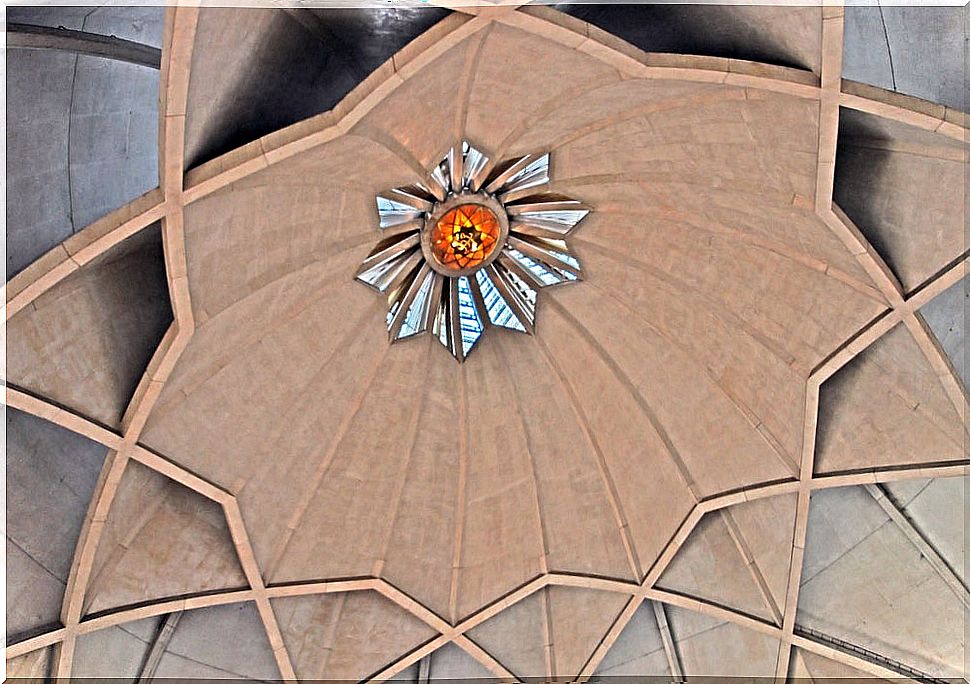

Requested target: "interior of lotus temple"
[{"left": 4, "top": 1, "right": 968, "bottom": 681}]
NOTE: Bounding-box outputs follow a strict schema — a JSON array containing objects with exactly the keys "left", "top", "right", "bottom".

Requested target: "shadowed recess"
[
  {"left": 184, "top": 7, "right": 449, "bottom": 169},
  {"left": 6, "top": 5, "right": 161, "bottom": 279},
  {"left": 833, "top": 107, "right": 967, "bottom": 294},
  {"left": 6, "top": 407, "right": 108, "bottom": 643},
  {"left": 6, "top": 223, "right": 172, "bottom": 429},
  {"left": 548, "top": 3, "right": 821, "bottom": 72}
]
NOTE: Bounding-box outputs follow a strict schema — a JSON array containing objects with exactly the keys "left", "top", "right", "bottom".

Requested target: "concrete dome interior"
[{"left": 5, "top": 2, "right": 967, "bottom": 682}]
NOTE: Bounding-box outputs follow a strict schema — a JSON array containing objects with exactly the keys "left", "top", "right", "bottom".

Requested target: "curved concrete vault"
[{"left": 5, "top": 2, "right": 968, "bottom": 682}]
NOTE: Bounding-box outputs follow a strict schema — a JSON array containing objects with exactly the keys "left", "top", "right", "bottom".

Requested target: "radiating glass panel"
[
  {"left": 356, "top": 246, "right": 419, "bottom": 292},
  {"left": 515, "top": 209, "right": 588, "bottom": 230},
  {"left": 506, "top": 248, "right": 576, "bottom": 286},
  {"left": 456, "top": 276, "right": 484, "bottom": 354},
  {"left": 475, "top": 269, "right": 526, "bottom": 332},
  {"left": 397, "top": 271, "right": 435, "bottom": 339},
  {"left": 462, "top": 142, "right": 489, "bottom": 190},
  {"left": 497, "top": 154, "right": 550, "bottom": 195},
  {"left": 376, "top": 195, "right": 423, "bottom": 229}
]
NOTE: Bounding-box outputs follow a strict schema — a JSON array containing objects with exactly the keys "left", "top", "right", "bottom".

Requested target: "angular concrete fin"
[
  {"left": 815, "top": 323, "right": 966, "bottom": 474},
  {"left": 546, "top": 586, "right": 629, "bottom": 677},
  {"left": 6, "top": 408, "right": 107, "bottom": 642},
  {"left": 594, "top": 600, "right": 670, "bottom": 678},
  {"left": 799, "top": 485, "right": 964, "bottom": 678},
  {"left": 666, "top": 606, "right": 780, "bottom": 678},
  {"left": 657, "top": 510, "right": 776, "bottom": 622},
  {"left": 6, "top": 224, "right": 172, "bottom": 429},
  {"left": 465, "top": 590, "right": 546, "bottom": 679},
  {"left": 153, "top": 602, "right": 280, "bottom": 680},
  {"left": 428, "top": 642, "right": 495, "bottom": 680},
  {"left": 82, "top": 459, "right": 248, "bottom": 616},
  {"left": 272, "top": 590, "right": 436, "bottom": 681}
]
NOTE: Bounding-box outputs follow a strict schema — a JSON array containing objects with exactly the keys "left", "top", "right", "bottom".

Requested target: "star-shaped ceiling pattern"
[{"left": 5, "top": 3, "right": 968, "bottom": 682}]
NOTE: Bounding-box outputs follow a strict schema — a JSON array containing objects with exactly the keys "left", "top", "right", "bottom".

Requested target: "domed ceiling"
[{"left": 5, "top": 3, "right": 967, "bottom": 682}]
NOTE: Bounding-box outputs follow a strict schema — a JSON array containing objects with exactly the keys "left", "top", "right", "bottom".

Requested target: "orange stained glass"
[{"left": 430, "top": 204, "right": 501, "bottom": 271}]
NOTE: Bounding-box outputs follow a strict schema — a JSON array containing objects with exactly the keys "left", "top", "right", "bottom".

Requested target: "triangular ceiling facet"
[
  {"left": 666, "top": 606, "right": 780, "bottom": 678},
  {"left": 657, "top": 509, "right": 776, "bottom": 622},
  {"left": 6, "top": 408, "right": 107, "bottom": 641},
  {"left": 790, "top": 647, "right": 874, "bottom": 680},
  {"left": 272, "top": 590, "right": 436, "bottom": 681},
  {"left": 73, "top": 617, "right": 160, "bottom": 679},
  {"left": 82, "top": 459, "right": 248, "bottom": 616},
  {"left": 815, "top": 322, "right": 966, "bottom": 474},
  {"left": 594, "top": 600, "right": 670, "bottom": 678},
  {"left": 427, "top": 642, "right": 496, "bottom": 681}
]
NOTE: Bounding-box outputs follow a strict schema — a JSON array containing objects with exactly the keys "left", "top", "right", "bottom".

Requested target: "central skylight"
[{"left": 355, "top": 141, "right": 590, "bottom": 361}]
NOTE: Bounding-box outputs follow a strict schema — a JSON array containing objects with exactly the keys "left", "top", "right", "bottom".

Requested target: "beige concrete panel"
[
  {"left": 81, "top": 460, "right": 247, "bottom": 615},
  {"left": 506, "top": 76, "right": 728, "bottom": 157},
  {"left": 180, "top": 133, "right": 411, "bottom": 323},
  {"left": 658, "top": 512, "right": 773, "bottom": 622},
  {"left": 457, "top": 337, "right": 545, "bottom": 618},
  {"left": 540, "top": 304, "right": 695, "bottom": 580},
  {"left": 815, "top": 323, "right": 966, "bottom": 473},
  {"left": 270, "top": 337, "right": 432, "bottom": 583},
  {"left": 465, "top": 588, "right": 546, "bottom": 678},
  {"left": 884, "top": 476, "right": 967, "bottom": 585},
  {"left": 273, "top": 591, "right": 436, "bottom": 681},
  {"left": 793, "top": 647, "right": 873, "bottom": 679},
  {"left": 465, "top": 22, "right": 621, "bottom": 152},
  {"left": 593, "top": 600, "right": 669, "bottom": 677},
  {"left": 497, "top": 332, "right": 637, "bottom": 581},
  {"left": 727, "top": 494, "right": 798, "bottom": 614},
  {"left": 667, "top": 607, "right": 780, "bottom": 678},
  {"left": 798, "top": 505, "right": 964, "bottom": 677},
  {"left": 7, "top": 234, "right": 171, "bottom": 429},
  {"left": 352, "top": 28, "right": 486, "bottom": 170},
  {"left": 5, "top": 647, "right": 50, "bottom": 681},
  {"left": 379, "top": 347, "right": 463, "bottom": 620},
  {"left": 569, "top": 245, "right": 807, "bottom": 460},
  {"left": 551, "top": 285, "right": 796, "bottom": 496},
  {"left": 547, "top": 586, "right": 629, "bottom": 677},
  {"left": 554, "top": 89, "right": 820, "bottom": 200}
]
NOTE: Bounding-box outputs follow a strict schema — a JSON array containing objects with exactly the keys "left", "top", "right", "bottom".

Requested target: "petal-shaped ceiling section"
[
  {"left": 6, "top": 408, "right": 107, "bottom": 642},
  {"left": 273, "top": 590, "right": 436, "bottom": 681},
  {"left": 425, "top": 642, "right": 494, "bottom": 680},
  {"left": 464, "top": 22, "right": 622, "bottom": 152},
  {"left": 593, "top": 601, "right": 670, "bottom": 678},
  {"left": 815, "top": 323, "right": 966, "bottom": 474},
  {"left": 82, "top": 459, "right": 247, "bottom": 616},
  {"left": 920, "top": 275, "right": 967, "bottom": 387},
  {"left": 789, "top": 647, "right": 873, "bottom": 680},
  {"left": 834, "top": 108, "right": 967, "bottom": 293},
  {"left": 73, "top": 617, "right": 160, "bottom": 679},
  {"left": 666, "top": 606, "right": 780, "bottom": 678},
  {"left": 843, "top": 6, "right": 965, "bottom": 110},
  {"left": 798, "top": 485, "right": 964, "bottom": 678},
  {"left": 152, "top": 603, "right": 281, "bottom": 680},
  {"left": 547, "top": 3, "right": 821, "bottom": 72},
  {"left": 657, "top": 510, "right": 775, "bottom": 623},
  {"left": 6, "top": 225, "right": 172, "bottom": 429},
  {"left": 351, "top": 18, "right": 485, "bottom": 170},
  {"left": 184, "top": 7, "right": 450, "bottom": 169},
  {"left": 269, "top": 336, "right": 433, "bottom": 584},
  {"left": 5, "top": 646, "right": 52, "bottom": 680}
]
